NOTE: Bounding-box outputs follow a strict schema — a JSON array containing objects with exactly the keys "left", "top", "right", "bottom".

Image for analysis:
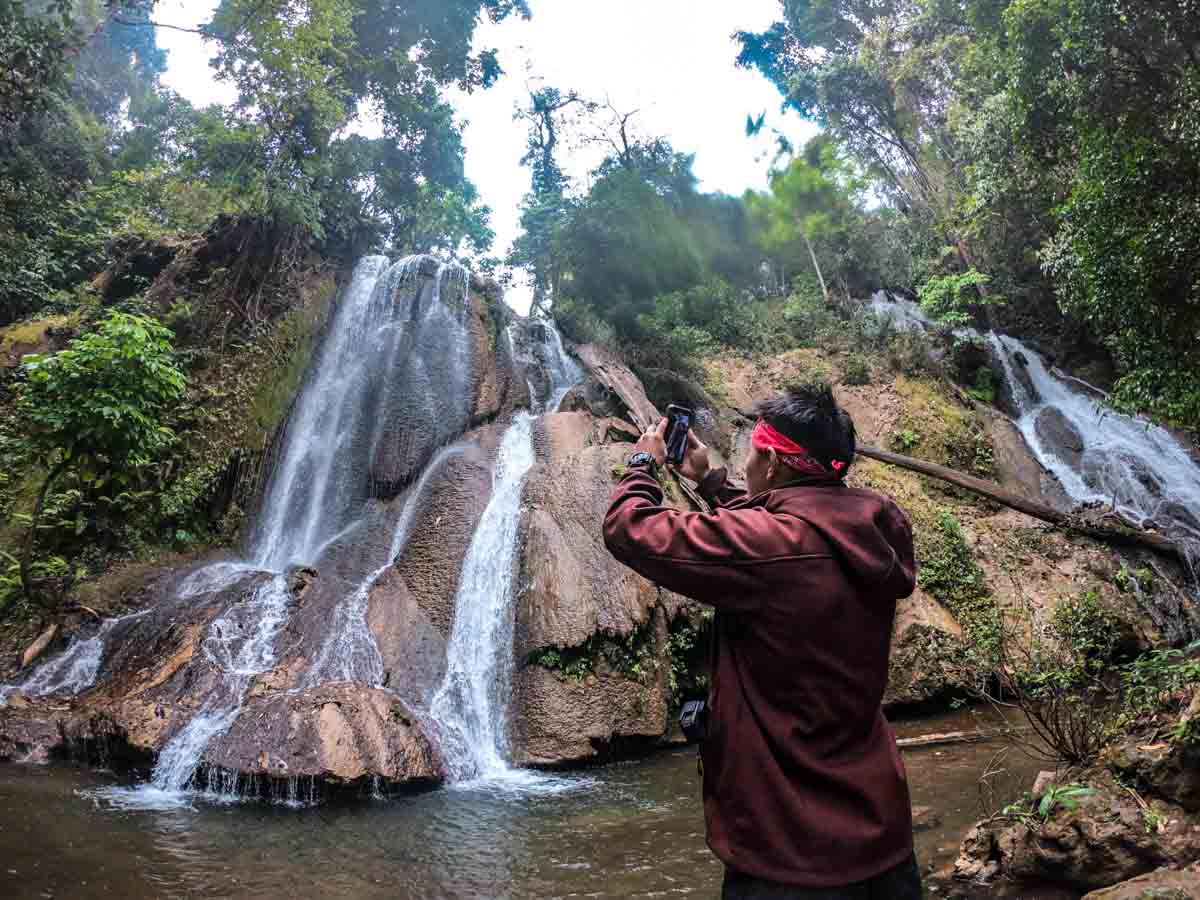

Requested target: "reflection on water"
[{"left": 0, "top": 710, "right": 1073, "bottom": 900}]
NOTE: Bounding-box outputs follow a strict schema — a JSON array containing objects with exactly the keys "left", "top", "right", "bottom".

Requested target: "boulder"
[
  {"left": 953, "top": 773, "right": 1200, "bottom": 892},
  {"left": 1105, "top": 716, "right": 1200, "bottom": 813},
  {"left": 207, "top": 683, "right": 442, "bottom": 787},
  {"left": 1081, "top": 866, "right": 1200, "bottom": 899},
  {"left": 883, "top": 595, "right": 966, "bottom": 708},
  {"left": 1034, "top": 407, "right": 1085, "bottom": 468}
]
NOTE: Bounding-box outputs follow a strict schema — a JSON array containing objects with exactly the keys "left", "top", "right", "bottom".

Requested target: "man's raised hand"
[{"left": 676, "top": 428, "right": 711, "bottom": 483}]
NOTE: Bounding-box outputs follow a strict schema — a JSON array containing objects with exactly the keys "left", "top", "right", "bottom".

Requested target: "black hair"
[{"left": 755, "top": 381, "right": 856, "bottom": 471}]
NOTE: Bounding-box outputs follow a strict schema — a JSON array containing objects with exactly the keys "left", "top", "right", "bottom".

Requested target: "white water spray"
[
  {"left": 305, "top": 444, "right": 464, "bottom": 688},
  {"left": 429, "top": 321, "right": 582, "bottom": 783}
]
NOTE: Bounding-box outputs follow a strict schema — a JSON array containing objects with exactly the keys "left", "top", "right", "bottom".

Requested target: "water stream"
[
  {"left": 428, "top": 319, "right": 582, "bottom": 784},
  {"left": 871, "top": 293, "right": 1200, "bottom": 633}
]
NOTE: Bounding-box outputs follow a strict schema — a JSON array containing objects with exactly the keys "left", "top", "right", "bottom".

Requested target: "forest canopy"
[{"left": 0, "top": 0, "right": 527, "bottom": 326}]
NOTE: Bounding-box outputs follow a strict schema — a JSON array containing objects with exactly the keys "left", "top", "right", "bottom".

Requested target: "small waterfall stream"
[
  {"left": 429, "top": 320, "right": 582, "bottom": 783},
  {"left": 871, "top": 293, "right": 1200, "bottom": 634}
]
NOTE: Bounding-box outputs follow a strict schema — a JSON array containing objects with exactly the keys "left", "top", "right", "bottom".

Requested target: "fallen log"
[
  {"left": 19, "top": 624, "right": 58, "bottom": 670},
  {"left": 896, "top": 729, "right": 1007, "bottom": 750},
  {"left": 856, "top": 444, "right": 1186, "bottom": 563}
]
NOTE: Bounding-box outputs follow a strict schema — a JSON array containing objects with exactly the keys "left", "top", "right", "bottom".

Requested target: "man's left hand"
[{"left": 634, "top": 418, "right": 668, "bottom": 467}]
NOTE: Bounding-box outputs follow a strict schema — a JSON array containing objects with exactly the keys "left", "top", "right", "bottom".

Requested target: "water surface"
[{"left": 0, "top": 711, "right": 1077, "bottom": 899}]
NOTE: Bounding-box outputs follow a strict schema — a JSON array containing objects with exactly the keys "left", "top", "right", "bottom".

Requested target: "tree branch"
[{"left": 111, "top": 17, "right": 211, "bottom": 36}]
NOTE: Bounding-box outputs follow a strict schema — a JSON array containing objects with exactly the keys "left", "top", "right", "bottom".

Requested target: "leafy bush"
[
  {"left": 917, "top": 268, "right": 995, "bottom": 328},
  {"left": 11, "top": 311, "right": 186, "bottom": 603},
  {"left": 841, "top": 353, "right": 871, "bottom": 385}
]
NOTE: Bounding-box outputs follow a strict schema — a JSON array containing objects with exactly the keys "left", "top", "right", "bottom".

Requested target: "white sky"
[{"left": 152, "top": 0, "right": 815, "bottom": 312}]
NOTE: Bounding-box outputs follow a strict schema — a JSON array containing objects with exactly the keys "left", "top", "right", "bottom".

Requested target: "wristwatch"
[{"left": 627, "top": 451, "right": 658, "bottom": 472}]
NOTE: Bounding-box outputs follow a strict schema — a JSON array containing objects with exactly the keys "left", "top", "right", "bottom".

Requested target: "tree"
[
  {"left": 14, "top": 312, "right": 186, "bottom": 603},
  {"left": 746, "top": 136, "right": 868, "bottom": 306}
]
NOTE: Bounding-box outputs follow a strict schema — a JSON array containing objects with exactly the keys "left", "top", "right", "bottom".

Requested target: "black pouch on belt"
[{"left": 678, "top": 699, "right": 708, "bottom": 742}]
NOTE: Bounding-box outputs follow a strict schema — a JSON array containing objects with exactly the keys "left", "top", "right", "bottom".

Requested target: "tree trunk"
[
  {"left": 801, "top": 226, "right": 830, "bottom": 307},
  {"left": 20, "top": 460, "right": 68, "bottom": 606},
  {"left": 856, "top": 445, "right": 1186, "bottom": 562}
]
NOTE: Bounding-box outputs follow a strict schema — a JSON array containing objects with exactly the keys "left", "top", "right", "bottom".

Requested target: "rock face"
[
  {"left": 0, "top": 262, "right": 531, "bottom": 792},
  {"left": 954, "top": 773, "right": 1200, "bottom": 892},
  {"left": 1081, "top": 866, "right": 1200, "bottom": 899},
  {"left": 510, "top": 362, "right": 687, "bottom": 766}
]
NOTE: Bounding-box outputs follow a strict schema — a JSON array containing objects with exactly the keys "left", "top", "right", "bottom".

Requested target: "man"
[{"left": 603, "top": 384, "right": 921, "bottom": 899}]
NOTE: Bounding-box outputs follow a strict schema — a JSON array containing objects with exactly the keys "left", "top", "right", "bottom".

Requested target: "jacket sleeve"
[
  {"left": 697, "top": 466, "right": 748, "bottom": 508},
  {"left": 603, "top": 469, "right": 780, "bottom": 612}
]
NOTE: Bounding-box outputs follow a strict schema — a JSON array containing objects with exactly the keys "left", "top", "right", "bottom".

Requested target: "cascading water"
[
  {"left": 250, "top": 256, "right": 470, "bottom": 571},
  {"left": 0, "top": 611, "right": 148, "bottom": 707},
  {"left": 63, "top": 254, "right": 473, "bottom": 807},
  {"left": 870, "top": 293, "right": 1200, "bottom": 635},
  {"left": 104, "top": 573, "right": 294, "bottom": 809},
  {"left": 428, "top": 320, "right": 582, "bottom": 783},
  {"left": 990, "top": 335, "right": 1200, "bottom": 613},
  {"left": 304, "top": 443, "right": 464, "bottom": 688}
]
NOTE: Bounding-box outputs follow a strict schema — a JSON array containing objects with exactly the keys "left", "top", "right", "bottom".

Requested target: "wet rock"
[
  {"left": 1034, "top": 407, "right": 1085, "bottom": 467},
  {"left": 953, "top": 772, "right": 1200, "bottom": 892},
  {"left": 515, "top": 439, "right": 662, "bottom": 661},
  {"left": 511, "top": 619, "right": 671, "bottom": 768},
  {"left": 1081, "top": 865, "right": 1200, "bottom": 899},
  {"left": 207, "top": 684, "right": 442, "bottom": 787}
]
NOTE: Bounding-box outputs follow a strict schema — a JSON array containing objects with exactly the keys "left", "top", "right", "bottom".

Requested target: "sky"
[{"left": 151, "top": 1, "right": 816, "bottom": 312}]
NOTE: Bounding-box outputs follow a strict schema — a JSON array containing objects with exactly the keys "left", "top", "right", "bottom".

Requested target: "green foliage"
[
  {"left": 736, "top": 0, "right": 1200, "bottom": 432},
  {"left": 527, "top": 621, "right": 661, "bottom": 685},
  {"left": 1002, "top": 783, "right": 1097, "bottom": 830},
  {"left": 15, "top": 312, "right": 186, "bottom": 476},
  {"left": 919, "top": 512, "right": 993, "bottom": 634},
  {"left": 891, "top": 429, "right": 921, "bottom": 454},
  {"left": 1119, "top": 641, "right": 1200, "bottom": 745},
  {"left": 666, "top": 607, "right": 712, "bottom": 706},
  {"left": 918, "top": 269, "right": 995, "bottom": 328},
  {"left": 841, "top": 353, "right": 871, "bottom": 386}
]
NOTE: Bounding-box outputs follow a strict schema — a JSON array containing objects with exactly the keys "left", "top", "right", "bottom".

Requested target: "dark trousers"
[{"left": 722, "top": 853, "right": 923, "bottom": 900}]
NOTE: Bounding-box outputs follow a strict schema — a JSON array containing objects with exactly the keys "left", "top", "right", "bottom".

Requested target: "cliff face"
[{"left": 2, "top": 249, "right": 1194, "bottom": 793}]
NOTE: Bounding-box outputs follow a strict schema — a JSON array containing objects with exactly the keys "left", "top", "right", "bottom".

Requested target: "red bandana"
[{"left": 751, "top": 419, "right": 848, "bottom": 479}]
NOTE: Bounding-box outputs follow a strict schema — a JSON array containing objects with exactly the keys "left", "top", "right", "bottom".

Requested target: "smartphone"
[{"left": 665, "top": 404, "right": 694, "bottom": 466}]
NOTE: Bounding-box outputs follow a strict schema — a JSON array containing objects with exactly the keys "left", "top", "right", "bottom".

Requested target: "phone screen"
[{"left": 665, "top": 405, "right": 693, "bottom": 466}]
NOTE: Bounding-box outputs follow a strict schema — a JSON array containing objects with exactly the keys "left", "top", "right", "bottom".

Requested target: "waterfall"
[
  {"left": 100, "top": 574, "right": 294, "bottom": 809},
  {"left": 989, "top": 334, "right": 1200, "bottom": 599},
  {"left": 72, "top": 254, "right": 473, "bottom": 807},
  {"left": 304, "top": 443, "right": 464, "bottom": 688},
  {"left": 869, "top": 294, "right": 1200, "bottom": 633},
  {"left": 249, "top": 256, "right": 470, "bottom": 571},
  {"left": 428, "top": 321, "right": 582, "bottom": 782}
]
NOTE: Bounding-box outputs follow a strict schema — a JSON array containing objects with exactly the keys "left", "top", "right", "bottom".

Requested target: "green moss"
[
  {"left": 242, "top": 274, "right": 336, "bottom": 450},
  {"left": 0, "top": 315, "right": 72, "bottom": 358},
  {"left": 527, "top": 620, "right": 660, "bottom": 685},
  {"left": 891, "top": 375, "right": 994, "bottom": 478}
]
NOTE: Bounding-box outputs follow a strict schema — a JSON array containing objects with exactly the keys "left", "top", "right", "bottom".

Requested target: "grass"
[{"left": 892, "top": 375, "right": 995, "bottom": 477}]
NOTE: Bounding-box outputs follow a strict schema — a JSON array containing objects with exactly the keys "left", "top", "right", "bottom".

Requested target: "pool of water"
[{"left": 0, "top": 710, "right": 1071, "bottom": 899}]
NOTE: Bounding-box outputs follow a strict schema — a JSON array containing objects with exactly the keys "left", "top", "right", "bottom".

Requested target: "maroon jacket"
[{"left": 603, "top": 466, "right": 917, "bottom": 887}]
